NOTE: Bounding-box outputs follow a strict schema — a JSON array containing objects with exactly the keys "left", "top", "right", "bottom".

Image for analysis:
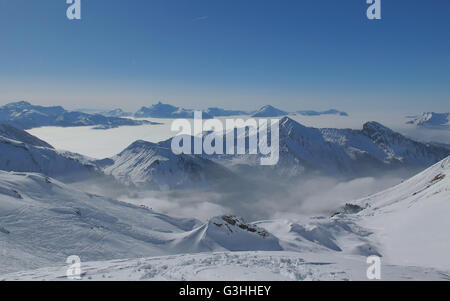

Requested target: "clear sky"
[{"left": 0, "top": 0, "right": 449, "bottom": 113}]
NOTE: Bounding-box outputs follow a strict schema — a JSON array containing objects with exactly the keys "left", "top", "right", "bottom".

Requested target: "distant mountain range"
[
  {"left": 204, "top": 107, "right": 249, "bottom": 117},
  {"left": 75, "top": 102, "right": 349, "bottom": 119},
  {"left": 407, "top": 112, "right": 450, "bottom": 128},
  {"left": 98, "top": 117, "right": 450, "bottom": 185},
  {"left": 297, "top": 109, "right": 349, "bottom": 117},
  {"left": 0, "top": 101, "right": 152, "bottom": 130},
  {"left": 0, "top": 114, "right": 448, "bottom": 190},
  {"left": 134, "top": 103, "right": 349, "bottom": 118},
  {"left": 186, "top": 117, "right": 450, "bottom": 178},
  {"left": 77, "top": 108, "right": 133, "bottom": 118},
  {"left": 0, "top": 101, "right": 351, "bottom": 125}
]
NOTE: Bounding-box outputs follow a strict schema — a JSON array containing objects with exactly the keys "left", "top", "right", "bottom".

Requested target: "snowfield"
[
  {"left": 356, "top": 157, "right": 450, "bottom": 270},
  {"left": 0, "top": 172, "right": 281, "bottom": 275},
  {"left": 2, "top": 252, "right": 449, "bottom": 281},
  {"left": 1, "top": 156, "right": 450, "bottom": 280}
]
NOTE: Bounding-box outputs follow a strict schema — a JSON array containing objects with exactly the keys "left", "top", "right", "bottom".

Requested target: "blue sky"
[{"left": 0, "top": 0, "right": 449, "bottom": 113}]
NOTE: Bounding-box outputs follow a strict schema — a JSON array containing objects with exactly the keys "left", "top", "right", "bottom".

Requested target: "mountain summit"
[
  {"left": 407, "top": 112, "right": 450, "bottom": 128},
  {"left": 251, "top": 105, "right": 288, "bottom": 117}
]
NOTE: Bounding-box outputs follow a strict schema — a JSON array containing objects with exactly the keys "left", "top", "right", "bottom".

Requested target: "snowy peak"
[
  {"left": 205, "top": 107, "right": 249, "bottom": 117},
  {"left": 362, "top": 121, "right": 394, "bottom": 135},
  {"left": 135, "top": 102, "right": 179, "bottom": 118},
  {"left": 135, "top": 102, "right": 213, "bottom": 119},
  {"left": 102, "top": 139, "right": 233, "bottom": 189},
  {"left": 175, "top": 216, "right": 282, "bottom": 252},
  {"left": 122, "top": 139, "right": 162, "bottom": 153},
  {"left": 407, "top": 112, "right": 450, "bottom": 128},
  {"left": 103, "top": 108, "right": 132, "bottom": 117},
  {"left": 276, "top": 118, "right": 449, "bottom": 176},
  {"left": 199, "top": 116, "right": 449, "bottom": 177},
  {"left": 251, "top": 105, "right": 288, "bottom": 117},
  {"left": 279, "top": 116, "right": 311, "bottom": 131},
  {"left": 361, "top": 121, "right": 449, "bottom": 166}
]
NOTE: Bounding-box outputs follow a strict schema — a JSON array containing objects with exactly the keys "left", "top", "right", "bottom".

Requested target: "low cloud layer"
[{"left": 117, "top": 173, "right": 405, "bottom": 222}]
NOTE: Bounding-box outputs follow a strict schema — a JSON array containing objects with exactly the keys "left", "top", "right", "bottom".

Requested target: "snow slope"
[
  {"left": 0, "top": 171, "right": 283, "bottom": 274},
  {"left": 353, "top": 156, "right": 450, "bottom": 269},
  {"left": 0, "top": 171, "right": 198, "bottom": 274},
  {"left": 1, "top": 158, "right": 450, "bottom": 279},
  {"left": 0, "top": 131, "right": 102, "bottom": 182},
  {"left": 252, "top": 156, "right": 450, "bottom": 271},
  {"left": 0, "top": 123, "right": 53, "bottom": 148}
]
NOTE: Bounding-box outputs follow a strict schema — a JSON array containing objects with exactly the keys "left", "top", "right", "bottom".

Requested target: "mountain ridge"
[{"left": 0, "top": 101, "right": 152, "bottom": 130}]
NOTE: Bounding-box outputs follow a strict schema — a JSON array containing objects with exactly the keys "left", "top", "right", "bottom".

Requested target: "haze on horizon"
[{"left": 0, "top": 0, "right": 449, "bottom": 114}]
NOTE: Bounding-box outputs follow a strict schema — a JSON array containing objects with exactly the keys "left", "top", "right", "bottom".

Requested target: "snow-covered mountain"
[
  {"left": 171, "top": 215, "right": 282, "bottom": 253},
  {"left": 204, "top": 117, "right": 450, "bottom": 178},
  {"left": 250, "top": 105, "right": 348, "bottom": 117},
  {"left": 204, "top": 107, "right": 249, "bottom": 117},
  {"left": 0, "top": 101, "right": 150, "bottom": 130},
  {"left": 260, "top": 155, "right": 450, "bottom": 270},
  {"left": 134, "top": 102, "right": 351, "bottom": 118},
  {"left": 101, "top": 108, "right": 133, "bottom": 117},
  {"left": 0, "top": 124, "right": 104, "bottom": 182},
  {"left": 99, "top": 140, "right": 234, "bottom": 190},
  {"left": 0, "top": 171, "right": 282, "bottom": 274},
  {"left": 251, "top": 105, "right": 288, "bottom": 117},
  {"left": 296, "top": 109, "right": 349, "bottom": 117},
  {"left": 0, "top": 171, "right": 197, "bottom": 273},
  {"left": 135, "top": 102, "right": 213, "bottom": 119},
  {"left": 2, "top": 157, "right": 449, "bottom": 280},
  {"left": 353, "top": 156, "right": 450, "bottom": 269},
  {"left": 1, "top": 112, "right": 449, "bottom": 280},
  {"left": 407, "top": 112, "right": 450, "bottom": 128},
  {"left": 0, "top": 124, "right": 52, "bottom": 148}
]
